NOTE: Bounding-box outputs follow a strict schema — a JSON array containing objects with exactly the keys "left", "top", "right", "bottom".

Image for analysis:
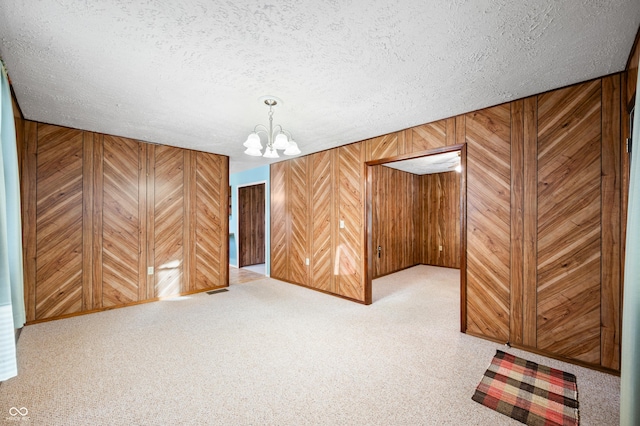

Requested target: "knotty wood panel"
[
  {"left": 420, "top": 171, "right": 460, "bottom": 268},
  {"left": 337, "top": 142, "right": 366, "bottom": 300},
  {"left": 310, "top": 150, "right": 335, "bottom": 292},
  {"left": 195, "top": 152, "right": 228, "bottom": 290},
  {"left": 464, "top": 104, "right": 512, "bottom": 342},
  {"left": 35, "top": 124, "right": 84, "bottom": 319},
  {"left": 270, "top": 161, "right": 288, "bottom": 281},
  {"left": 101, "top": 136, "right": 141, "bottom": 307},
  {"left": 238, "top": 183, "right": 265, "bottom": 267},
  {"left": 537, "top": 80, "right": 602, "bottom": 364},
  {"left": 288, "top": 156, "right": 309, "bottom": 286},
  {"left": 153, "top": 145, "right": 184, "bottom": 298}
]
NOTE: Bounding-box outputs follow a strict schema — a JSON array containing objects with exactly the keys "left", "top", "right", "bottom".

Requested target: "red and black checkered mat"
[{"left": 472, "top": 350, "right": 579, "bottom": 426}]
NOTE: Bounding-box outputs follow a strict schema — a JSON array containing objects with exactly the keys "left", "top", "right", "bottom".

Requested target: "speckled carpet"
[{"left": 0, "top": 266, "right": 619, "bottom": 425}]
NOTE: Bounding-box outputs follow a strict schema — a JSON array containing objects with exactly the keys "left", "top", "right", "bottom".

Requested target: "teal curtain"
[
  {"left": 0, "top": 63, "right": 25, "bottom": 381},
  {"left": 621, "top": 69, "right": 640, "bottom": 425}
]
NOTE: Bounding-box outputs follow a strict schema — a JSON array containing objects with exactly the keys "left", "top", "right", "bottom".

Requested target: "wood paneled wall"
[
  {"left": 371, "top": 165, "right": 419, "bottom": 278},
  {"left": 271, "top": 74, "right": 625, "bottom": 371},
  {"left": 626, "top": 26, "right": 640, "bottom": 108},
  {"left": 419, "top": 171, "right": 460, "bottom": 268},
  {"left": 20, "top": 122, "right": 229, "bottom": 323},
  {"left": 270, "top": 146, "right": 366, "bottom": 301}
]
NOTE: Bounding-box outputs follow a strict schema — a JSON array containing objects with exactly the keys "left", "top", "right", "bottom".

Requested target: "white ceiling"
[
  {"left": 0, "top": 1, "right": 638, "bottom": 173},
  {"left": 383, "top": 151, "right": 460, "bottom": 175}
]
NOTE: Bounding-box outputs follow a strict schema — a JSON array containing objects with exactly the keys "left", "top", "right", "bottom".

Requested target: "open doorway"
[
  {"left": 365, "top": 144, "right": 467, "bottom": 331},
  {"left": 238, "top": 182, "right": 266, "bottom": 274}
]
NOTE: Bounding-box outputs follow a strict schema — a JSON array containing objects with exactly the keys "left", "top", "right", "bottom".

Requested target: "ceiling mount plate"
[{"left": 258, "top": 95, "right": 283, "bottom": 107}]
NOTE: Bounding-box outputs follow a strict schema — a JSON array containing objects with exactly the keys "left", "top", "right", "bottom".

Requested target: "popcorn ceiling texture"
[{"left": 0, "top": 1, "right": 638, "bottom": 172}]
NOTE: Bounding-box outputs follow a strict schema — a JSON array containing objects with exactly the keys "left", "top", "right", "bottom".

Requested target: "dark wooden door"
[{"left": 238, "top": 183, "right": 265, "bottom": 267}]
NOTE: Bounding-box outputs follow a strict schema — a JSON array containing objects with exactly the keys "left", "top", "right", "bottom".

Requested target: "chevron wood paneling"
[
  {"left": 366, "top": 133, "right": 399, "bottom": 161},
  {"left": 101, "top": 136, "right": 141, "bottom": 307},
  {"left": 21, "top": 118, "right": 230, "bottom": 323},
  {"left": 464, "top": 104, "right": 512, "bottom": 342},
  {"left": 35, "top": 124, "right": 84, "bottom": 319},
  {"left": 408, "top": 120, "right": 447, "bottom": 152},
  {"left": 288, "top": 156, "right": 309, "bottom": 286},
  {"left": 310, "top": 150, "right": 334, "bottom": 292},
  {"left": 153, "top": 145, "right": 184, "bottom": 298},
  {"left": 536, "top": 80, "right": 602, "bottom": 364},
  {"left": 270, "top": 161, "right": 288, "bottom": 281},
  {"left": 337, "top": 142, "right": 365, "bottom": 300},
  {"left": 195, "top": 152, "right": 227, "bottom": 291}
]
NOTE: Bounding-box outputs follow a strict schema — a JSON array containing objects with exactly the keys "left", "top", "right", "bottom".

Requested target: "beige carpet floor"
[{"left": 0, "top": 266, "right": 619, "bottom": 425}]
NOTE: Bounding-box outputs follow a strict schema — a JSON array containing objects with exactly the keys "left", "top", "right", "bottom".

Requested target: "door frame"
[
  {"left": 236, "top": 180, "right": 268, "bottom": 270},
  {"left": 364, "top": 144, "right": 467, "bottom": 332}
]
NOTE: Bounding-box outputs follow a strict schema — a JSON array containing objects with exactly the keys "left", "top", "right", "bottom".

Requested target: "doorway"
[
  {"left": 238, "top": 183, "right": 266, "bottom": 269},
  {"left": 365, "top": 144, "right": 467, "bottom": 331}
]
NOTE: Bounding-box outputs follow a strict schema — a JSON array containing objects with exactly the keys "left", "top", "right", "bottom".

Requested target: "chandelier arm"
[{"left": 253, "top": 124, "right": 269, "bottom": 134}]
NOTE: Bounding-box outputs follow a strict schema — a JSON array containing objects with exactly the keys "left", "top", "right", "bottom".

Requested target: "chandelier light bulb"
[
  {"left": 283, "top": 140, "right": 301, "bottom": 156},
  {"left": 263, "top": 146, "right": 280, "bottom": 158},
  {"left": 273, "top": 133, "right": 289, "bottom": 150},
  {"left": 243, "top": 133, "right": 262, "bottom": 150},
  {"left": 244, "top": 147, "right": 263, "bottom": 157}
]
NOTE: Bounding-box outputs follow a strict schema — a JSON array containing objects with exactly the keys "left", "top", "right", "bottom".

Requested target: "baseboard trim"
[
  {"left": 25, "top": 284, "right": 229, "bottom": 325},
  {"left": 464, "top": 330, "right": 620, "bottom": 376},
  {"left": 270, "top": 275, "right": 367, "bottom": 305}
]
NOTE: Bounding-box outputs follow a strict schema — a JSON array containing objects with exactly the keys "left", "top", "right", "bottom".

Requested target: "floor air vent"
[{"left": 206, "top": 289, "right": 229, "bottom": 295}]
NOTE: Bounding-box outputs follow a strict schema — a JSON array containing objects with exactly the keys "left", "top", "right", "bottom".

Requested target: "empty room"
[{"left": 1, "top": 2, "right": 639, "bottom": 425}]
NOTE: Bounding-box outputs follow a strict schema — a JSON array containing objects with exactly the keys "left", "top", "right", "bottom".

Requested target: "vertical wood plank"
[
  {"left": 138, "top": 143, "right": 147, "bottom": 301},
  {"left": 510, "top": 100, "right": 525, "bottom": 346},
  {"left": 82, "top": 132, "right": 94, "bottom": 311},
  {"left": 21, "top": 121, "right": 37, "bottom": 322},
  {"left": 146, "top": 144, "right": 156, "bottom": 300},
  {"left": 620, "top": 73, "right": 630, "bottom": 345},
  {"left": 455, "top": 115, "right": 466, "bottom": 145},
  {"left": 601, "top": 74, "right": 621, "bottom": 370},
  {"left": 92, "top": 134, "right": 103, "bottom": 309},
  {"left": 523, "top": 96, "right": 537, "bottom": 348},
  {"left": 446, "top": 117, "right": 456, "bottom": 146},
  {"left": 182, "top": 150, "right": 194, "bottom": 292}
]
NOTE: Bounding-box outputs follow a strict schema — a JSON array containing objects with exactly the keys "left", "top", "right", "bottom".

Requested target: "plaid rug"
[{"left": 472, "top": 350, "right": 579, "bottom": 426}]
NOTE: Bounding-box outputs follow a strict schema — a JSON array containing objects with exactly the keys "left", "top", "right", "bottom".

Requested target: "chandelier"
[{"left": 243, "top": 98, "right": 301, "bottom": 158}]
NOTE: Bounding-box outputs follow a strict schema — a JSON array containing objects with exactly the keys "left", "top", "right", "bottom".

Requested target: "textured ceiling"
[
  {"left": 1, "top": 1, "right": 639, "bottom": 173},
  {"left": 383, "top": 151, "right": 460, "bottom": 175}
]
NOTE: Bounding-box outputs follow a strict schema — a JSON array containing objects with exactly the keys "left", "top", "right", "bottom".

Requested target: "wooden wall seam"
[
  {"left": 82, "top": 132, "right": 94, "bottom": 311},
  {"left": 510, "top": 100, "right": 525, "bottom": 346},
  {"left": 21, "top": 121, "right": 37, "bottom": 322},
  {"left": 601, "top": 74, "right": 621, "bottom": 370},
  {"left": 523, "top": 96, "right": 538, "bottom": 348}
]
